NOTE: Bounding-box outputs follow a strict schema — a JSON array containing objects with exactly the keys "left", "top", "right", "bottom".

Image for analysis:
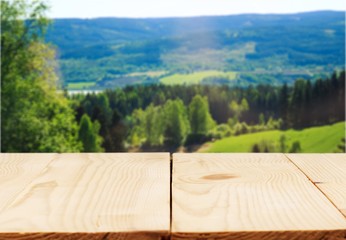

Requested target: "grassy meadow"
[
  {"left": 200, "top": 122, "right": 345, "bottom": 153},
  {"left": 67, "top": 82, "right": 96, "bottom": 90},
  {"left": 160, "top": 71, "right": 237, "bottom": 85}
]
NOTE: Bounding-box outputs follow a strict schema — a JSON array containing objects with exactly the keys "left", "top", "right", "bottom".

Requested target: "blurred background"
[{"left": 1, "top": 0, "right": 345, "bottom": 153}]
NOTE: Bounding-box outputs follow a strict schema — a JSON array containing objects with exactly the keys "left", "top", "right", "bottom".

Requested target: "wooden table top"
[
  {"left": 0, "top": 153, "right": 170, "bottom": 240},
  {"left": 0, "top": 153, "right": 345, "bottom": 240}
]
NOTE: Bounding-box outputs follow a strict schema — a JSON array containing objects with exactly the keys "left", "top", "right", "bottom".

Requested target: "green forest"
[
  {"left": 1, "top": 0, "right": 345, "bottom": 153},
  {"left": 45, "top": 11, "right": 345, "bottom": 89},
  {"left": 69, "top": 73, "right": 345, "bottom": 153}
]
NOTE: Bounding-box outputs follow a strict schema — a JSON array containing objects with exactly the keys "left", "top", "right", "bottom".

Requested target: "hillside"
[
  {"left": 200, "top": 122, "right": 345, "bottom": 153},
  {"left": 46, "top": 11, "right": 345, "bottom": 89}
]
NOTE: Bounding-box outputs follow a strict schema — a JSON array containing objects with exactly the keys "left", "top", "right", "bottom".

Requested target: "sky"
[{"left": 47, "top": 0, "right": 346, "bottom": 19}]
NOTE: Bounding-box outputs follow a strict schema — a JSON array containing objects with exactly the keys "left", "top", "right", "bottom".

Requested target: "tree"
[
  {"left": 103, "top": 110, "right": 126, "bottom": 152},
  {"left": 90, "top": 93, "right": 112, "bottom": 150},
  {"left": 78, "top": 114, "right": 103, "bottom": 152},
  {"left": 336, "top": 137, "right": 345, "bottom": 153},
  {"left": 279, "top": 134, "right": 287, "bottom": 152},
  {"left": 240, "top": 98, "right": 249, "bottom": 113},
  {"left": 258, "top": 113, "right": 265, "bottom": 125},
  {"left": 144, "top": 104, "right": 164, "bottom": 146},
  {"left": 1, "top": 0, "right": 81, "bottom": 152},
  {"left": 229, "top": 100, "right": 240, "bottom": 121},
  {"left": 252, "top": 143, "right": 260, "bottom": 153},
  {"left": 251, "top": 140, "right": 276, "bottom": 153},
  {"left": 289, "top": 141, "right": 302, "bottom": 153},
  {"left": 127, "top": 104, "right": 165, "bottom": 147},
  {"left": 126, "top": 108, "right": 146, "bottom": 147},
  {"left": 291, "top": 79, "right": 310, "bottom": 128},
  {"left": 163, "top": 99, "right": 190, "bottom": 147},
  {"left": 188, "top": 95, "right": 216, "bottom": 135},
  {"left": 279, "top": 83, "right": 289, "bottom": 128},
  {"left": 229, "top": 98, "right": 249, "bottom": 122},
  {"left": 303, "top": 80, "right": 312, "bottom": 127}
]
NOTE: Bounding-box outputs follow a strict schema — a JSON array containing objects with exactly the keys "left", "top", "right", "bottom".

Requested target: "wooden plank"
[
  {"left": 0, "top": 153, "right": 170, "bottom": 240},
  {"left": 172, "top": 153, "right": 346, "bottom": 240},
  {"left": 287, "top": 153, "right": 346, "bottom": 217},
  {"left": 0, "top": 153, "right": 56, "bottom": 212}
]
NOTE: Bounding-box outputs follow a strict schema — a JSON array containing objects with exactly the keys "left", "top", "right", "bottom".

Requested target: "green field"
[
  {"left": 160, "top": 71, "right": 237, "bottom": 85},
  {"left": 67, "top": 82, "right": 96, "bottom": 90},
  {"left": 201, "top": 122, "right": 345, "bottom": 153},
  {"left": 127, "top": 71, "right": 167, "bottom": 77}
]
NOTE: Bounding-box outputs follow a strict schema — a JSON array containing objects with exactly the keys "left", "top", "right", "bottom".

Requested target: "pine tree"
[
  {"left": 337, "top": 138, "right": 346, "bottom": 153},
  {"left": 279, "top": 83, "right": 289, "bottom": 128},
  {"left": 78, "top": 114, "right": 104, "bottom": 152},
  {"left": 291, "top": 79, "right": 306, "bottom": 128}
]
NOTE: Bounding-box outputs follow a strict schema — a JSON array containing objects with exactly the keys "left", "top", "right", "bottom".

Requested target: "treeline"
[{"left": 71, "top": 71, "right": 345, "bottom": 151}]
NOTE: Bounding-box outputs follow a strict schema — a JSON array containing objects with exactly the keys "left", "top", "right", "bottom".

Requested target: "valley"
[{"left": 46, "top": 11, "right": 345, "bottom": 90}]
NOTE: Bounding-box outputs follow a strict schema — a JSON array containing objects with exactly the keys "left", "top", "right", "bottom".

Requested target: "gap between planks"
[
  {"left": 284, "top": 154, "right": 346, "bottom": 219},
  {"left": 170, "top": 153, "right": 173, "bottom": 240},
  {"left": 285, "top": 153, "right": 346, "bottom": 218},
  {"left": 171, "top": 153, "right": 346, "bottom": 240}
]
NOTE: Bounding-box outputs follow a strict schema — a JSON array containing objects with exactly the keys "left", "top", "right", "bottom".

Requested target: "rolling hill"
[{"left": 46, "top": 11, "right": 345, "bottom": 89}]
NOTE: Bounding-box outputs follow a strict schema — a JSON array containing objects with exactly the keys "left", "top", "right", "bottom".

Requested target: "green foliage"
[
  {"left": 336, "top": 137, "right": 346, "bottom": 153},
  {"left": 1, "top": 0, "right": 81, "bottom": 152},
  {"left": 229, "top": 98, "right": 249, "bottom": 121},
  {"left": 126, "top": 95, "right": 215, "bottom": 148},
  {"left": 75, "top": 93, "right": 127, "bottom": 152},
  {"left": 258, "top": 113, "right": 265, "bottom": 125},
  {"left": 267, "top": 117, "right": 282, "bottom": 130},
  {"left": 279, "top": 134, "right": 287, "bottom": 152},
  {"left": 104, "top": 110, "right": 126, "bottom": 152},
  {"left": 232, "top": 122, "right": 250, "bottom": 135},
  {"left": 42, "top": 12, "right": 344, "bottom": 88},
  {"left": 71, "top": 71, "right": 344, "bottom": 151},
  {"left": 279, "top": 83, "right": 289, "bottom": 128},
  {"left": 67, "top": 82, "right": 96, "bottom": 90},
  {"left": 78, "top": 114, "right": 104, "bottom": 152},
  {"left": 291, "top": 79, "right": 307, "bottom": 127},
  {"left": 289, "top": 141, "right": 302, "bottom": 153},
  {"left": 203, "top": 122, "right": 345, "bottom": 153},
  {"left": 188, "top": 95, "right": 216, "bottom": 135},
  {"left": 240, "top": 98, "right": 249, "bottom": 112},
  {"left": 126, "top": 109, "right": 146, "bottom": 147},
  {"left": 251, "top": 140, "right": 277, "bottom": 153},
  {"left": 160, "top": 71, "right": 237, "bottom": 85},
  {"left": 126, "top": 104, "right": 164, "bottom": 147},
  {"left": 144, "top": 104, "right": 164, "bottom": 146},
  {"left": 163, "top": 99, "right": 190, "bottom": 147},
  {"left": 209, "top": 124, "right": 232, "bottom": 139},
  {"left": 226, "top": 116, "right": 282, "bottom": 137}
]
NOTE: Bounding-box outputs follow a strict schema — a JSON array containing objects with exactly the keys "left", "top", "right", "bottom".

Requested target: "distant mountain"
[{"left": 45, "top": 11, "right": 345, "bottom": 89}]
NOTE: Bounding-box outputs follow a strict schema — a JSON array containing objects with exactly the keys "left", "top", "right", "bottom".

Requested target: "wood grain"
[
  {"left": 287, "top": 153, "right": 346, "bottom": 217},
  {"left": 172, "top": 153, "right": 346, "bottom": 240},
  {"left": 173, "top": 230, "right": 346, "bottom": 240},
  {"left": 0, "top": 153, "right": 170, "bottom": 239},
  {"left": 0, "top": 232, "right": 170, "bottom": 240}
]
